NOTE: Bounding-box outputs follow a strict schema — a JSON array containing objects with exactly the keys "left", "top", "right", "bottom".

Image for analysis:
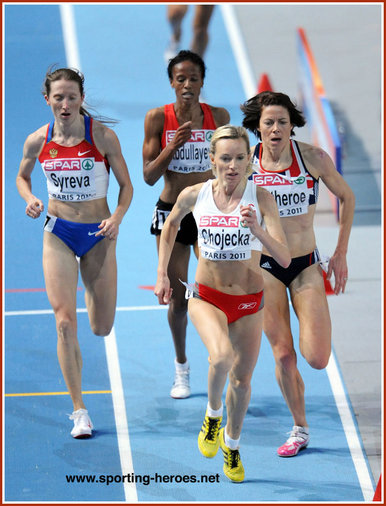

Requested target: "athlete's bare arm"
[
  {"left": 155, "top": 184, "right": 201, "bottom": 303},
  {"left": 16, "top": 127, "right": 47, "bottom": 218},
  {"left": 93, "top": 122, "right": 134, "bottom": 238},
  {"left": 142, "top": 107, "right": 193, "bottom": 186},
  {"left": 299, "top": 141, "right": 355, "bottom": 293}
]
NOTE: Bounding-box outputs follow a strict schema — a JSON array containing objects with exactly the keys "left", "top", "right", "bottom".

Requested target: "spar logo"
[
  {"left": 205, "top": 130, "right": 213, "bottom": 142},
  {"left": 44, "top": 158, "right": 94, "bottom": 171},
  {"left": 82, "top": 159, "right": 94, "bottom": 170},
  {"left": 199, "top": 216, "right": 239, "bottom": 227},
  {"left": 253, "top": 174, "right": 291, "bottom": 186},
  {"left": 44, "top": 159, "right": 81, "bottom": 171},
  {"left": 294, "top": 176, "right": 305, "bottom": 184},
  {"left": 166, "top": 129, "right": 212, "bottom": 144}
]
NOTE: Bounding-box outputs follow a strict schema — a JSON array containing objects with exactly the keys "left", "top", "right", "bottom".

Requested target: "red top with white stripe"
[
  {"left": 161, "top": 103, "right": 217, "bottom": 174},
  {"left": 38, "top": 116, "right": 110, "bottom": 202},
  {"left": 251, "top": 140, "right": 319, "bottom": 218}
]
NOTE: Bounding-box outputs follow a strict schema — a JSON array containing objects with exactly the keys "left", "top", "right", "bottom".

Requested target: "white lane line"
[
  {"left": 4, "top": 303, "right": 167, "bottom": 501},
  {"left": 57, "top": 7, "right": 136, "bottom": 501},
  {"left": 59, "top": 4, "right": 81, "bottom": 70},
  {"left": 326, "top": 352, "right": 375, "bottom": 500},
  {"left": 220, "top": 4, "right": 256, "bottom": 99},
  {"left": 104, "top": 327, "right": 138, "bottom": 502},
  {"left": 222, "top": 4, "right": 376, "bottom": 500}
]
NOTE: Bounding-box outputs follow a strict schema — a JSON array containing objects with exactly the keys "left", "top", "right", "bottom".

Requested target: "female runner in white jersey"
[
  {"left": 16, "top": 67, "right": 133, "bottom": 439},
  {"left": 154, "top": 125, "right": 290, "bottom": 482},
  {"left": 241, "top": 91, "right": 355, "bottom": 457}
]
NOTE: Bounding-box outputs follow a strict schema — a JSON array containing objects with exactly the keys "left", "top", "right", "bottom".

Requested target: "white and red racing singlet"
[
  {"left": 193, "top": 179, "right": 264, "bottom": 261},
  {"left": 251, "top": 140, "right": 319, "bottom": 218},
  {"left": 161, "top": 103, "right": 217, "bottom": 174},
  {"left": 39, "top": 116, "right": 110, "bottom": 202}
]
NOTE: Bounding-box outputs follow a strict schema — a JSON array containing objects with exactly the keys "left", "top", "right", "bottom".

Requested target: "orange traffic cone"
[
  {"left": 257, "top": 73, "right": 273, "bottom": 93},
  {"left": 373, "top": 474, "right": 382, "bottom": 501}
]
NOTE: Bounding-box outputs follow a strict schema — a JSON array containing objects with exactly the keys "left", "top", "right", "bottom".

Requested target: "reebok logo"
[{"left": 238, "top": 302, "right": 257, "bottom": 310}]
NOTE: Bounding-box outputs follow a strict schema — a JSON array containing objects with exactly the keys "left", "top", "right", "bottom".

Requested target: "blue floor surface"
[{"left": 4, "top": 4, "right": 371, "bottom": 502}]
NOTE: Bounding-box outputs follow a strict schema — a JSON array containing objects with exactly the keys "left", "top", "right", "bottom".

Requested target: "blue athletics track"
[{"left": 3, "top": 3, "right": 375, "bottom": 503}]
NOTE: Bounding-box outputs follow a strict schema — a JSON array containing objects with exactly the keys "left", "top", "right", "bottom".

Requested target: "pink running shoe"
[{"left": 277, "top": 426, "right": 309, "bottom": 457}]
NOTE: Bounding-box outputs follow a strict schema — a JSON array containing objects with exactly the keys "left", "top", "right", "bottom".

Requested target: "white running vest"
[
  {"left": 251, "top": 140, "right": 319, "bottom": 218},
  {"left": 193, "top": 179, "right": 263, "bottom": 261}
]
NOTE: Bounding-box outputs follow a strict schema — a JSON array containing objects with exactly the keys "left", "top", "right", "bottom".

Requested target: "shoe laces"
[
  {"left": 225, "top": 447, "right": 241, "bottom": 469},
  {"left": 173, "top": 369, "right": 189, "bottom": 387},
  {"left": 204, "top": 417, "right": 221, "bottom": 441},
  {"left": 69, "top": 409, "right": 88, "bottom": 422},
  {"left": 286, "top": 426, "right": 308, "bottom": 443}
]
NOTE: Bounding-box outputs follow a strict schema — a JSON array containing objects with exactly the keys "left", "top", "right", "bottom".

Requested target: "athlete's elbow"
[
  {"left": 279, "top": 252, "right": 291, "bottom": 269},
  {"left": 143, "top": 171, "right": 156, "bottom": 186},
  {"left": 143, "top": 162, "right": 157, "bottom": 185},
  {"left": 343, "top": 189, "right": 356, "bottom": 212}
]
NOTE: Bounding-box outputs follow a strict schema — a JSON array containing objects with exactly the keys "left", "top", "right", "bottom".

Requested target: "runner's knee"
[
  {"left": 210, "top": 350, "right": 234, "bottom": 375},
  {"left": 90, "top": 320, "right": 113, "bottom": 337},
  {"left": 192, "top": 24, "right": 207, "bottom": 39},
  {"left": 273, "top": 343, "right": 298, "bottom": 371},
  {"left": 228, "top": 369, "right": 251, "bottom": 393},
  {"left": 56, "top": 316, "right": 76, "bottom": 343},
  {"left": 300, "top": 333, "right": 331, "bottom": 369},
  {"left": 303, "top": 350, "right": 330, "bottom": 370},
  {"left": 169, "top": 297, "right": 188, "bottom": 315}
]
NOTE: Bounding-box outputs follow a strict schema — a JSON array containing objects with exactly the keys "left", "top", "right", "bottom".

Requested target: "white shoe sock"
[
  {"left": 175, "top": 358, "right": 189, "bottom": 371},
  {"left": 224, "top": 428, "right": 240, "bottom": 450},
  {"left": 207, "top": 402, "right": 223, "bottom": 418}
]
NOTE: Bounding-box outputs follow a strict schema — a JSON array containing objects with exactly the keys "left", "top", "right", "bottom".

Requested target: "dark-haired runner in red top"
[{"left": 143, "top": 50, "right": 229, "bottom": 399}]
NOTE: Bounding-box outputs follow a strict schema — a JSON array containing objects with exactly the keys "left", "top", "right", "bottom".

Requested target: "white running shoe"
[
  {"left": 164, "top": 40, "right": 179, "bottom": 63},
  {"left": 69, "top": 409, "right": 93, "bottom": 439},
  {"left": 170, "top": 366, "right": 191, "bottom": 399}
]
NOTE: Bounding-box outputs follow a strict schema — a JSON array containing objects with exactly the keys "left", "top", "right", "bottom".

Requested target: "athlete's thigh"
[
  {"left": 42, "top": 232, "right": 79, "bottom": 315},
  {"left": 193, "top": 5, "right": 215, "bottom": 26},
  {"left": 262, "top": 270, "right": 292, "bottom": 346},
  {"left": 229, "top": 310, "right": 264, "bottom": 379},
  {"left": 289, "top": 264, "right": 331, "bottom": 362},
  {"left": 167, "top": 4, "right": 188, "bottom": 20},
  {"left": 79, "top": 238, "right": 117, "bottom": 320},
  {"left": 188, "top": 297, "right": 232, "bottom": 359}
]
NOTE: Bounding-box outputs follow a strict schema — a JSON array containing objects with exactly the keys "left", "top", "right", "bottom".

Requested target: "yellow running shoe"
[
  {"left": 198, "top": 411, "right": 222, "bottom": 458},
  {"left": 219, "top": 428, "right": 245, "bottom": 482}
]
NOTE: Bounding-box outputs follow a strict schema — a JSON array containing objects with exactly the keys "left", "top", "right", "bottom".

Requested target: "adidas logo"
[{"left": 261, "top": 261, "right": 271, "bottom": 269}]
